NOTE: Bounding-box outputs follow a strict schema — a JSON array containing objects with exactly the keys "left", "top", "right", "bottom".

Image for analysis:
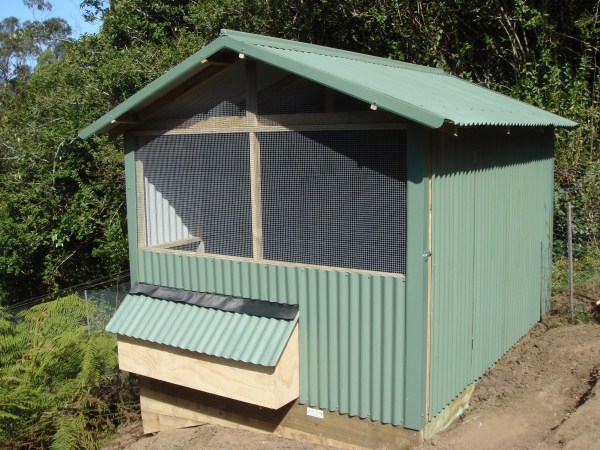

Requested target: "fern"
[
  {"left": 0, "top": 295, "right": 138, "bottom": 449},
  {"left": 52, "top": 414, "right": 97, "bottom": 450}
]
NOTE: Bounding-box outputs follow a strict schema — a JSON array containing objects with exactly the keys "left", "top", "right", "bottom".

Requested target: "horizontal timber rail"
[{"left": 132, "top": 111, "right": 408, "bottom": 136}]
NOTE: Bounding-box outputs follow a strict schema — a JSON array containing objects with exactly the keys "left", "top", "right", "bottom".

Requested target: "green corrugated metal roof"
[
  {"left": 106, "top": 294, "right": 298, "bottom": 366},
  {"left": 79, "top": 29, "right": 577, "bottom": 139}
]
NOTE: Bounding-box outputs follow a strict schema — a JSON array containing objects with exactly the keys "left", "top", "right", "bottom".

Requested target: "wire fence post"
[
  {"left": 115, "top": 276, "right": 119, "bottom": 310},
  {"left": 84, "top": 289, "right": 91, "bottom": 336},
  {"left": 567, "top": 202, "right": 574, "bottom": 320}
]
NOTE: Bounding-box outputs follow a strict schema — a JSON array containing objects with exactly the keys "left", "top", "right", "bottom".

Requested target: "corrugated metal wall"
[
  {"left": 429, "top": 128, "right": 554, "bottom": 417},
  {"left": 143, "top": 179, "right": 192, "bottom": 245},
  {"left": 137, "top": 250, "right": 406, "bottom": 425}
]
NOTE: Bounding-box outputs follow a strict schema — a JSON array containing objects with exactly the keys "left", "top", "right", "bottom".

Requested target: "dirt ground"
[{"left": 104, "top": 287, "right": 600, "bottom": 450}]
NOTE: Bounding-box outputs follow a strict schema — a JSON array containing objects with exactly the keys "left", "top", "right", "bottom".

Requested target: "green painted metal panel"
[
  {"left": 79, "top": 31, "right": 577, "bottom": 139},
  {"left": 137, "top": 249, "right": 406, "bottom": 425},
  {"left": 540, "top": 137, "right": 555, "bottom": 315},
  {"left": 124, "top": 133, "right": 139, "bottom": 286},
  {"left": 429, "top": 128, "right": 554, "bottom": 417},
  {"left": 429, "top": 131, "right": 476, "bottom": 418},
  {"left": 403, "top": 124, "right": 429, "bottom": 430},
  {"left": 106, "top": 294, "right": 298, "bottom": 366}
]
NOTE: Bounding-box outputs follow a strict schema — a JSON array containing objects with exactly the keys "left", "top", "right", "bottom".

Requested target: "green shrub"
[{"left": 552, "top": 244, "right": 600, "bottom": 293}]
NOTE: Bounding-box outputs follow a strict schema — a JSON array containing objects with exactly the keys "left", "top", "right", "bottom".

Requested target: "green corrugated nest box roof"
[
  {"left": 79, "top": 29, "right": 577, "bottom": 139},
  {"left": 106, "top": 293, "right": 299, "bottom": 366}
]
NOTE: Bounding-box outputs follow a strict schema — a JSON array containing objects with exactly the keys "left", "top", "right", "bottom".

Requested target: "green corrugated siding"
[
  {"left": 429, "top": 128, "right": 554, "bottom": 417},
  {"left": 429, "top": 131, "right": 476, "bottom": 416},
  {"left": 138, "top": 250, "right": 406, "bottom": 425}
]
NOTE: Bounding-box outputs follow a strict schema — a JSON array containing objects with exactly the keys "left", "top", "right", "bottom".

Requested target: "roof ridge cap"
[
  {"left": 262, "top": 43, "right": 447, "bottom": 74},
  {"left": 221, "top": 29, "right": 445, "bottom": 75}
]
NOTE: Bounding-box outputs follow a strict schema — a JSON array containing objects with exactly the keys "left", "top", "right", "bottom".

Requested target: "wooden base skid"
[{"left": 139, "top": 376, "right": 421, "bottom": 450}]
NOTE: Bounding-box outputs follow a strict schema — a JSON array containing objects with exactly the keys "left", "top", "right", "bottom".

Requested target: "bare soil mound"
[{"left": 422, "top": 322, "right": 600, "bottom": 449}]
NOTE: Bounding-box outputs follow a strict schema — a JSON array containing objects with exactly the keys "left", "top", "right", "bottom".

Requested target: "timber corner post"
[
  {"left": 404, "top": 123, "right": 430, "bottom": 431},
  {"left": 124, "top": 131, "right": 139, "bottom": 286}
]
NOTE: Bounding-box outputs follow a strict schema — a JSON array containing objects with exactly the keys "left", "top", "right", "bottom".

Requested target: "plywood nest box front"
[{"left": 81, "top": 30, "right": 576, "bottom": 449}]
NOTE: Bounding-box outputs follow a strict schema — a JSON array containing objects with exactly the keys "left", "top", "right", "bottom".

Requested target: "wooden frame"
[
  {"left": 131, "top": 59, "right": 409, "bottom": 278},
  {"left": 131, "top": 111, "right": 407, "bottom": 136},
  {"left": 135, "top": 159, "right": 147, "bottom": 248},
  {"left": 133, "top": 109, "right": 409, "bottom": 279},
  {"left": 246, "top": 59, "right": 264, "bottom": 260},
  {"left": 117, "top": 324, "right": 299, "bottom": 410},
  {"left": 141, "top": 246, "right": 406, "bottom": 279},
  {"left": 145, "top": 236, "right": 202, "bottom": 250}
]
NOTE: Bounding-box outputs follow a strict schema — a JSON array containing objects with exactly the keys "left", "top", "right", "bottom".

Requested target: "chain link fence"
[
  {"left": 5, "top": 273, "right": 130, "bottom": 333},
  {"left": 79, "top": 278, "right": 130, "bottom": 333}
]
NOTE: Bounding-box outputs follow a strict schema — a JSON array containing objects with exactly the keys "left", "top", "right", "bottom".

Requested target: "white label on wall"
[{"left": 306, "top": 407, "right": 324, "bottom": 419}]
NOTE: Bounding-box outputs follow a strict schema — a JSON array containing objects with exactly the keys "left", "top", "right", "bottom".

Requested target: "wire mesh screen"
[
  {"left": 257, "top": 63, "right": 367, "bottom": 115},
  {"left": 135, "top": 133, "right": 252, "bottom": 258},
  {"left": 259, "top": 130, "right": 407, "bottom": 274},
  {"left": 136, "top": 62, "right": 246, "bottom": 130}
]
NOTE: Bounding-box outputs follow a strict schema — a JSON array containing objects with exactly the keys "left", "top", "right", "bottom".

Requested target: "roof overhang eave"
[
  {"left": 223, "top": 38, "right": 447, "bottom": 129},
  {"left": 78, "top": 36, "right": 234, "bottom": 140}
]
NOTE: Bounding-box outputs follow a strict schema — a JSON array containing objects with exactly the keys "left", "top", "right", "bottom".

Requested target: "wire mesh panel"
[
  {"left": 259, "top": 130, "right": 407, "bottom": 274},
  {"left": 136, "top": 133, "right": 252, "bottom": 258},
  {"left": 257, "top": 63, "right": 367, "bottom": 115},
  {"left": 136, "top": 62, "right": 247, "bottom": 130}
]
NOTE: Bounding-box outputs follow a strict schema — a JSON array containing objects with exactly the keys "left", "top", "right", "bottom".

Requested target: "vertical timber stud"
[
  {"left": 246, "top": 59, "right": 263, "bottom": 260},
  {"left": 124, "top": 132, "right": 139, "bottom": 285},
  {"left": 135, "top": 159, "right": 146, "bottom": 248},
  {"left": 425, "top": 132, "right": 433, "bottom": 422},
  {"left": 404, "top": 123, "right": 430, "bottom": 430}
]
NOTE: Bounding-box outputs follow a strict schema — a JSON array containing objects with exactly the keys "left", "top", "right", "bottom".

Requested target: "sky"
[{"left": 0, "top": 0, "right": 102, "bottom": 38}]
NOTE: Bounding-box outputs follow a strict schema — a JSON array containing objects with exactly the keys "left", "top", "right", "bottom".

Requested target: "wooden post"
[
  {"left": 246, "top": 59, "right": 263, "bottom": 260},
  {"left": 425, "top": 134, "right": 433, "bottom": 421},
  {"left": 404, "top": 124, "right": 430, "bottom": 430},
  {"left": 567, "top": 202, "right": 574, "bottom": 319},
  {"left": 136, "top": 159, "right": 147, "bottom": 248}
]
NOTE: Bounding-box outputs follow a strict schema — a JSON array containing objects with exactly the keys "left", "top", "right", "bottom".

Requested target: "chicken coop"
[{"left": 80, "top": 30, "right": 576, "bottom": 449}]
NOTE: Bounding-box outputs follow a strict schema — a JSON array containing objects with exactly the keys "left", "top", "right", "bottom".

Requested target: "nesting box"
[{"left": 80, "top": 30, "right": 576, "bottom": 449}]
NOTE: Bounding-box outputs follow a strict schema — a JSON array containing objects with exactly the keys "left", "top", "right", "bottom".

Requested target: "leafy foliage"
[
  {"left": 0, "top": 295, "right": 137, "bottom": 449},
  {"left": 0, "top": 50, "right": 128, "bottom": 304}
]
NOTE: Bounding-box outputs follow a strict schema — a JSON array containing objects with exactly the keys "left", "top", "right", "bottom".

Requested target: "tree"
[{"left": 0, "top": 0, "right": 71, "bottom": 88}]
